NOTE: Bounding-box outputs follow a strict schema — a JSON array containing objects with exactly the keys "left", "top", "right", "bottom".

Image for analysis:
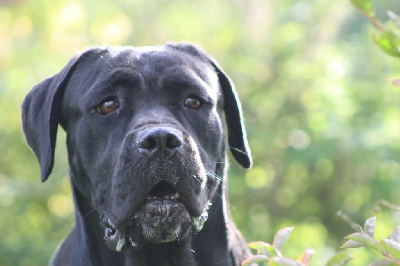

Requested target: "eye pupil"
[
  {"left": 97, "top": 99, "right": 118, "bottom": 114},
  {"left": 184, "top": 98, "right": 201, "bottom": 110}
]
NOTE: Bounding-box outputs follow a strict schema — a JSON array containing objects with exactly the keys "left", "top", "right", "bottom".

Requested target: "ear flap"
[
  {"left": 212, "top": 63, "right": 253, "bottom": 169},
  {"left": 166, "top": 43, "right": 252, "bottom": 168},
  {"left": 22, "top": 52, "right": 86, "bottom": 182}
]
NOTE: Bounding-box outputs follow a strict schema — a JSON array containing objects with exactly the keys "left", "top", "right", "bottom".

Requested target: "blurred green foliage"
[
  {"left": 1, "top": 0, "right": 400, "bottom": 265},
  {"left": 349, "top": 0, "right": 400, "bottom": 58}
]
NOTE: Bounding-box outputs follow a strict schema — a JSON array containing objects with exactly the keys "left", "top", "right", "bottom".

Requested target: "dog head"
[{"left": 22, "top": 43, "right": 252, "bottom": 251}]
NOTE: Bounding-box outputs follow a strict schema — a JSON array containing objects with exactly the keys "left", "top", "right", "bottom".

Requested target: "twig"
[{"left": 360, "top": 9, "right": 386, "bottom": 33}]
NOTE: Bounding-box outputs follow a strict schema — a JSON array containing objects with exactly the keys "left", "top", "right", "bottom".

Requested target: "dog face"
[
  {"left": 63, "top": 46, "right": 225, "bottom": 248},
  {"left": 22, "top": 43, "right": 252, "bottom": 251}
]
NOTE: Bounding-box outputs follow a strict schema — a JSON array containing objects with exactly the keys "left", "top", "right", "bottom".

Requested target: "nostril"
[
  {"left": 166, "top": 134, "right": 182, "bottom": 150},
  {"left": 139, "top": 136, "right": 157, "bottom": 150},
  {"left": 137, "top": 127, "right": 183, "bottom": 155}
]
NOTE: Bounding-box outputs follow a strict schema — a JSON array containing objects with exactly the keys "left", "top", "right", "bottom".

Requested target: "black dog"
[{"left": 22, "top": 43, "right": 252, "bottom": 266}]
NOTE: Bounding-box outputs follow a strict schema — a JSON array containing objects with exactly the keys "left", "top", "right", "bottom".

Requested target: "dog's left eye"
[
  {"left": 183, "top": 97, "right": 201, "bottom": 110},
  {"left": 97, "top": 99, "right": 119, "bottom": 115}
]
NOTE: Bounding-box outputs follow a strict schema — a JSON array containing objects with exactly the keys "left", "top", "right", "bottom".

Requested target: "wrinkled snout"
[{"left": 104, "top": 123, "right": 210, "bottom": 247}]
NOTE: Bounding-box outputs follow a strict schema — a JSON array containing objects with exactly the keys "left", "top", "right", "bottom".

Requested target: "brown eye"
[
  {"left": 184, "top": 97, "right": 201, "bottom": 110},
  {"left": 97, "top": 99, "right": 118, "bottom": 114}
]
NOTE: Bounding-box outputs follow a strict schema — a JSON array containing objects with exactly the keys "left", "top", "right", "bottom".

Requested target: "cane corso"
[{"left": 22, "top": 43, "right": 253, "bottom": 266}]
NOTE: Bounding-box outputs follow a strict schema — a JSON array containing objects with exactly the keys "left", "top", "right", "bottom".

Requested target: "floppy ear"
[
  {"left": 22, "top": 51, "right": 89, "bottom": 182},
  {"left": 212, "top": 62, "right": 253, "bottom": 169},
  {"left": 166, "top": 43, "right": 252, "bottom": 168}
]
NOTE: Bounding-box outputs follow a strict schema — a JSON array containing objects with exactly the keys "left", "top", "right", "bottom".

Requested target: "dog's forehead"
[
  {"left": 103, "top": 45, "right": 210, "bottom": 74},
  {"left": 64, "top": 45, "right": 221, "bottom": 107},
  {"left": 110, "top": 46, "right": 216, "bottom": 82},
  {"left": 72, "top": 45, "right": 220, "bottom": 94},
  {"left": 106, "top": 45, "right": 165, "bottom": 57}
]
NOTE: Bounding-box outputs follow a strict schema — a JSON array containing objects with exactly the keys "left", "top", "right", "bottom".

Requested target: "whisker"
[
  {"left": 99, "top": 54, "right": 114, "bottom": 68},
  {"left": 206, "top": 171, "right": 222, "bottom": 182},
  {"left": 229, "top": 147, "right": 250, "bottom": 156},
  {"left": 82, "top": 208, "right": 97, "bottom": 219}
]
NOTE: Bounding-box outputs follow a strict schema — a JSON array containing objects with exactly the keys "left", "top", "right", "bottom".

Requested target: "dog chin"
[
  {"left": 132, "top": 198, "right": 195, "bottom": 244},
  {"left": 103, "top": 199, "right": 209, "bottom": 252}
]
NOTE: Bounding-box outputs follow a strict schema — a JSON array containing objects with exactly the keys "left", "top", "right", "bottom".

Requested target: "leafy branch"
[
  {"left": 242, "top": 227, "right": 316, "bottom": 266},
  {"left": 341, "top": 217, "right": 400, "bottom": 265},
  {"left": 349, "top": 0, "right": 400, "bottom": 58}
]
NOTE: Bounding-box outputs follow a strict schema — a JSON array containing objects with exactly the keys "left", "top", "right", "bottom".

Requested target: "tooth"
[
  {"left": 104, "top": 228, "right": 113, "bottom": 238},
  {"left": 174, "top": 192, "right": 180, "bottom": 199},
  {"left": 115, "top": 233, "right": 126, "bottom": 252},
  {"left": 107, "top": 218, "right": 115, "bottom": 228},
  {"left": 129, "top": 237, "right": 138, "bottom": 247}
]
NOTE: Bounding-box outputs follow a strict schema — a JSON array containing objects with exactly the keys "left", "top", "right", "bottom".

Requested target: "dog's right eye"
[
  {"left": 184, "top": 97, "right": 202, "bottom": 110},
  {"left": 97, "top": 99, "right": 119, "bottom": 115}
]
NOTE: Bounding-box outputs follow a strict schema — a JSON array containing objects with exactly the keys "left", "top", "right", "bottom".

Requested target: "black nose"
[{"left": 137, "top": 127, "right": 183, "bottom": 156}]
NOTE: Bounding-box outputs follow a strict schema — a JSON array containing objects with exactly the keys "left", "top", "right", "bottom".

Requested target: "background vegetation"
[{"left": 1, "top": 0, "right": 400, "bottom": 265}]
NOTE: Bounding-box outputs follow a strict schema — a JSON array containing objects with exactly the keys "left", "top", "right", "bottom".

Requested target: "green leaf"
[
  {"left": 269, "top": 257, "right": 302, "bottom": 266},
  {"left": 273, "top": 227, "right": 294, "bottom": 254},
  {"left": 241, "top": 254, "right": 269, "bottom": 266},
  {"left": 297, "top": 248, "right": 315, "bottom": 266},
  {"left": 325, "top": 252, "right": 354, "bottom": 266},
  {"left": 389, "top": 226, "right": 400, "bottom": 243},
  {"left": 380, "top": 239, "right": 400, "bottom": 260},
  {"left": 345, "top": 232, "right": 386, "bottom": 254},
  {"left": 369, "top": 259, "right": 399, "bottom": 266},
  {"left": 371, "top": 30, "right": 400, "bottom": 57},
  {"left": 248, "top": 241, "right": 276, "bottom": 257},
  {"left": 341, "top": 240, "right": 364, "bottom": 249},
  {"left": 364, "top": 217, "right": 376, "bottom": 238},
  {"left": 349, "top": 0, "right": 373, "bottom": 14}
]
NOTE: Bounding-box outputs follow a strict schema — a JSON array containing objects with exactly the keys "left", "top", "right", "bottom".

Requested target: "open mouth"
[
  {"left": 147, "top": 180, "right": 180, "bottom": 200},
  {"left": 103, "top": 180, "right": 209, "bottom": 251}
]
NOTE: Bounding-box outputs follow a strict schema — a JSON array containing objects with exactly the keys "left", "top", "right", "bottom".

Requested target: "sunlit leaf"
[
  {"left": 349, "top": 0, "right": 373, "bottom": 14},
  {"left": 272, "top": 227, "right": 294, "bottom": 254},
  {"left": 241, "top": 254, "right": 269, "bottom": 266},
  {"left": 341, "top": 240, "right": 364, "bottom": 249},
  {"left": 345, "top": 232, "right": 386, "bottom": 254},
  {"left": 248, "top": 241, "right": 276, "bottom": 257},
  {"left": 389, "top": 226, "right": 400, "bottom": 243},
  {"left": 371, "top": 30, "right": 400, "bottom": 57},
  {"left": 269, "top": 257, "right": 302, "bottom": 266},
  {"left": 364, "top": 217, "right": 376, "bottom": 238},
  {"left": 297, "top": 247, "right": 315, "bottom": 266},
  {"left": 325, "top": 252, "right": 354, "bottom": 266},
  {"left": 380, "top": 239, "right": 400, "bottom": 260}
]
